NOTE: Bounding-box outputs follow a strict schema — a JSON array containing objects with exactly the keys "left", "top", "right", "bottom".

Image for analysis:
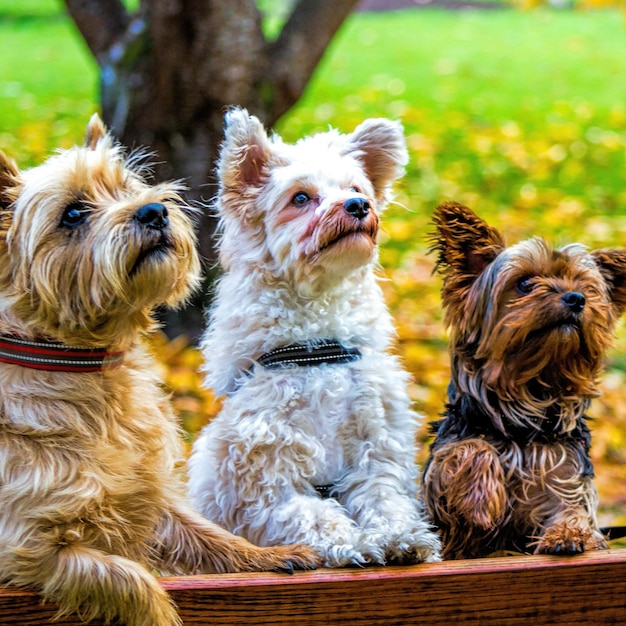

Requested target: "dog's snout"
[
  {"left": 561, "top": 291, "right": 586, "bottom": 313},
  {"left": 344, "top": 197, "right": 370, "bottom": 220},
  {"left": 135, "top": 203, "right": 169, "bottom": 230}
]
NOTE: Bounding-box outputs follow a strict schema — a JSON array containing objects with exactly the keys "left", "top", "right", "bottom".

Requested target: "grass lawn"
[
  {"left": 1, "top": 3, "right": 626, "bottom": 526},
  {"left": 0, "top": 3, "right": 96, "bottom": 160},
  {"left": 2, "top": 5, "right": 625, "bottom": 245}
]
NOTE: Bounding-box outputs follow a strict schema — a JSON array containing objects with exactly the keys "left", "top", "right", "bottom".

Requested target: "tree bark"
[
  {"left": 267, "top": 0, "right": 360, "bottom": 120},
  {"left": 64, "top": 0, "right": 130, "bottom": 62},
  {"left": 63, "top": 0, "right": 360, "bottom": 341}
]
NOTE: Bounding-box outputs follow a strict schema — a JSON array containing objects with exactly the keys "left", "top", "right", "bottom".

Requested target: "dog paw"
[
  {"left": 257, "top": 543, "right": 321, "bottom": 572},
  {"left": 323, "top": 542, "right": 382, "bottom": 567},
  {"left": 384, "top": 529, "right": 443, "bottom": 564},
  {"left": 535, "top": 524, "right": 607, "bottom": 555}
]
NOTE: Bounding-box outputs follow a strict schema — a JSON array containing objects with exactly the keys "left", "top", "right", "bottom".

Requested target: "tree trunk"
[{"left": 63, "top": 0, "right": 360, "bottom": 342}]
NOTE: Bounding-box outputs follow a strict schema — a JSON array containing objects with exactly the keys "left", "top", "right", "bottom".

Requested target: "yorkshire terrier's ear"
[
  {"left": 345, "top": 118, "right": 408, "bottom": 201},
  {"left": 430, "top": 202, "right": 505, "bottom": 278},
  {"left": 218, "top": 108, "right": 273, "bottom": 189},
  {"left": 592, "top": 248, "right": 626, "bottom": 314},
  {"left": 85, "top": 113, "right": 108, "bottom": 149}
]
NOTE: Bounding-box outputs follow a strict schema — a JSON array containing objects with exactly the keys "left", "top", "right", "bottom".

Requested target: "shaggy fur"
[
  {"left": 423, "top": 201, "right": 626, "bottom": 559},
  {"left": 0, "top": 115, "right": 318, "bottom": 626},
  {"left": 187, "top": 109, "right": 441, "bottom": 567}
]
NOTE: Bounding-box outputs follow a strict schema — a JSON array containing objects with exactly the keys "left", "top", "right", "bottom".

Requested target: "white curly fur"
[{"left": 188, "top": 109, "right": 441, "bottom": 567}]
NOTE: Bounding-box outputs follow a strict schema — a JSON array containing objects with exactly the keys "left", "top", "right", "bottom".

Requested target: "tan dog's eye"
[
  {"left": 291, "top": 192, "right": 310, "bottom": 206},
  {"left": 60, "top": 202, "right": 90, "bottom": 228}
]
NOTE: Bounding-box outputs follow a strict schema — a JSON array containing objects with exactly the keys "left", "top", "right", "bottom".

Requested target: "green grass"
[
  {"left": 0, "top": 0, "right": 61, "bottom": 17},
  {"left": 1, "top": 5, "right": 626, "bottom": 246},
  {"left": 0, "top": 1, "right": 96, "bottom": 161},
  {"left": 290, "top": 9, "right": 626, "bottom": 124}
]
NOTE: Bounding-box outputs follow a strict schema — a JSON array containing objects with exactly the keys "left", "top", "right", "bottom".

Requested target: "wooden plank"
[{"left": 0, "top": 550, "right": 624, "bottom": 625}]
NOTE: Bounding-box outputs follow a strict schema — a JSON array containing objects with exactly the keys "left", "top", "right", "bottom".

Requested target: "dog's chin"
[
  {"left": 316, "top": 231, "right": 376, "bottom": 267},
  {"left": 521, "top": 314, "right": 583, "bottom": 342},
  {"left": 544, "top": 319, "right": 583, "bottom": 338},
  {"left": 129, "top": 241, "right": 175, "bottom": 278}
]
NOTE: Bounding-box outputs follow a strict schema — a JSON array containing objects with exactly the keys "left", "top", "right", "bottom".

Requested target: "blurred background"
[{"left": 1, "top": 0, "right": 625, "bottom": 533}]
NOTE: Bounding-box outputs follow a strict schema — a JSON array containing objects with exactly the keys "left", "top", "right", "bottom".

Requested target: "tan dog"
[{"left": 0, "top": 116, "right": 318, "bottom": 626}]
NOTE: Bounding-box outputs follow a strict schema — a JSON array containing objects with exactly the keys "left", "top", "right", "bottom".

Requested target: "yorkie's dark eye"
[
  {"left": 516, "top": 278, "right": 535, "bottom": 295},
  {"left": 60, "top": 202, "right": 89, "bottom": 228},
  {"left": 291, "top": 192, "right": 310, "bottom": 206}
]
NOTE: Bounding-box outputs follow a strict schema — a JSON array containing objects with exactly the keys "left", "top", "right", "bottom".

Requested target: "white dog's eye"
[
  {"left": 60, "top": 202, "right": 90, "bottom": 228},
  {"left": 351, "top": 186, "right": 362, "bottom": 193},
  {"left": 291, "top": 192, "right": 311, "bottom": 206}
]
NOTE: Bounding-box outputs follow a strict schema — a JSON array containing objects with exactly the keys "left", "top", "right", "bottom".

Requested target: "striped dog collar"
[
  {"left": 257, "top": 341, "right": 362, "bottom": 369},
  {"left": 0, "top": 335, "right": 124, "bottom": 372}
]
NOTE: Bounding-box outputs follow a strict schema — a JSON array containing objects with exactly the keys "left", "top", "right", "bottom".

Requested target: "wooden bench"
[{"left": 0, "top": 549, "right": 624, "bottom": 624}]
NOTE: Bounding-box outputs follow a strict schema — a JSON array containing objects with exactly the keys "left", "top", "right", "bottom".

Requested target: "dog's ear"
[
  {"left": 85, "top": 113, "right": 108, "bottom": 149},
  {"left": 430, "top": 201, "right": 505, "bottom": 278},
  {"left": 592, "top": 248, "right": 626, "bottom": 314},
  {"left": 345, "top": 118, "right": 408, "bottom": 199},
  {"left": 0, "top": 150, "right": 20, "bottom": 211},
  {"left": 218, "top": 108, "right": 273, "bottom": 189}
]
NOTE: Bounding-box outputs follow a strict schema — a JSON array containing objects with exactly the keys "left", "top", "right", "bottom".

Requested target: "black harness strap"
[
  {"left": 314, "top": 484, "right": 336, "bottom": 499},
  {"left": 257, "top": 341, "right": 362, "bottom": 369}
]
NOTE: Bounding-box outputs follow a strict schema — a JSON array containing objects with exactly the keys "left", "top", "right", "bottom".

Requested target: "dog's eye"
[
  {"left": 60, "top": 202, "right": 89, "bottom": 228},
  {"left": 516, "top": 278, "right": 535, "bottom": 294},
  {"left": 351, "top": 186, "right": 362, "bottom": 194},
  {"left": 291, "top": 192, "right": 311, "bottom": 206}
]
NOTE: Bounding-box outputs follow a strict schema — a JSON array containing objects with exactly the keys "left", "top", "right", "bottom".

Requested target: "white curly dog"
[{"left": 188, "top": 108, "right": 441, "bottom": 567}]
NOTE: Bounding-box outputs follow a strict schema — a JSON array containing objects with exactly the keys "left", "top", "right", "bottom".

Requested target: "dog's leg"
[
  {"left": 529, "top": 477, "right": 607, "bottom": 555},
  {"left": 153, "top": 503, "right": 320, "bottom": 573},
  {"left": 252, "top": 492, "right": 384, "bottom": 567},
  {"left": 508, "top": 444, "right": 607, "bottom": 555},
  {"left": 332, "top": 386, "right": 441, "bottom": 563},
  {"left": 423, "top": 438, "right": 508, "bottom": 558},
  {"left": 5, "top": 542, "right": 180, "bottom": 626},
  {"left": 342, "top": 462, "right": 442, "bottom": 564},
  {"left": 195, "top": 486, "right": 381, "bottom": 567},
  {"left": 188, "top": 411, "right": 382, "bottom": 567}
]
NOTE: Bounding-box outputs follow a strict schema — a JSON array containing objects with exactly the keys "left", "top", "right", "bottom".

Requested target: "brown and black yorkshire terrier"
[{"left": 423, "top": 201, "right": 626, "bottom": 559}]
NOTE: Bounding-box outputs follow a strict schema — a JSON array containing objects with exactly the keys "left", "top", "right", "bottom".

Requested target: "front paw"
[
  {"left": 384, "top": 528, "right": 442, "bottom": 564},
  {"left": 258, "top": 543, "right": 321, "bottom": 572},
  {"left": 535, "top": 523, "right": 607, "bottom": 555}
]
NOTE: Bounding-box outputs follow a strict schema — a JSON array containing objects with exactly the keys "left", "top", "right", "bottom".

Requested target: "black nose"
[
  {"left": 344, "top": 197, "right": 370, "bottom": 220},
  {"left": 561, "top": 291, "right": 586, "bottom": 313},
  {"left": 135, "top": 203, "right": 169, "bottom": 230}
]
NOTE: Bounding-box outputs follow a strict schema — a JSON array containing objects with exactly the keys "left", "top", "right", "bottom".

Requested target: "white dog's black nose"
[
  {"left": 135, "top": 203, "right": 169, "bottom": 230},
  {"left": 344, "top": 197, "right": 370, "bottom": 220},
  {"left": 561, "top": 291, "right": 585, "bottom": 313}
]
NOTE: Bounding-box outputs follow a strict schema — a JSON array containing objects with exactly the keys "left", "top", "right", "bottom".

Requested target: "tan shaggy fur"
[{"left": 0, "top": 116, "right": 318, "bottom": 626}]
